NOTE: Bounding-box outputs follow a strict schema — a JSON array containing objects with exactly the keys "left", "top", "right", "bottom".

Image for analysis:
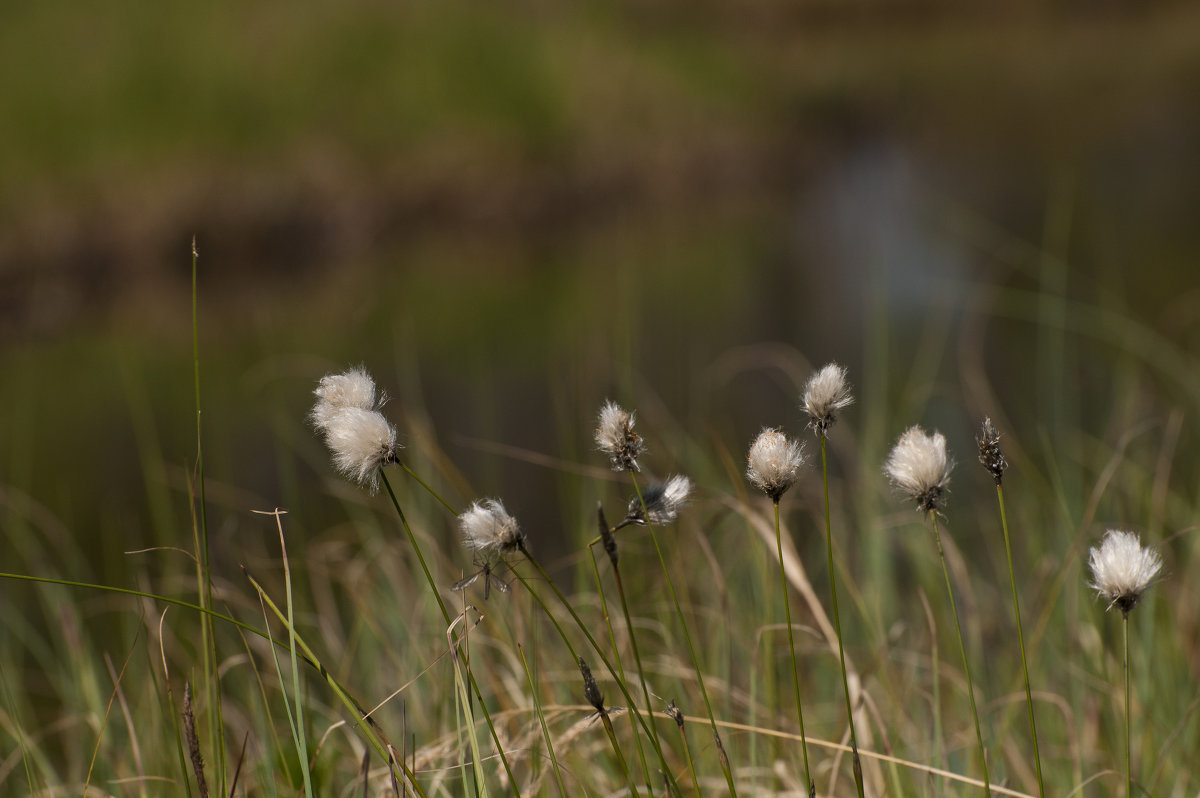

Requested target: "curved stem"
[
  {"left": 588, "top": 545, "right": 653, "bottom": 794},
  {"left": 631, "top": 475, "right": 738, "bottom": 796},
  {"left": 775, "top": 501, "right": 813, "bottom": 795},
  {"left": 821, "top": 436, "right": 865, "bottom": 798},
  {"left": 995, "top": 485, "right": 1045, "bottom": 797},
  {"left": 379, "top": 471, "right": 519, "bottom": 793},
  {"left": 1123, "top": 613, "right": 1131, "bottom": 798},
  {"left": 929, "top": 512, "right": 992, "bottom": 797},
  {"left": 514, "top": 544, "right": 682, "bottom": 795}
]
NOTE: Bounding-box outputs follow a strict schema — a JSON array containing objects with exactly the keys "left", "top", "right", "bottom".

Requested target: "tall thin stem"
[
  {"left": 820, "top": 436, "right": 865, "bottom": 798},
  {"left": 378, "top": 472, "right": 519, "bottom": 793},
  {"left": 929, "top": 512, "right": 991, "bottom": 796},
  {"left": 588, "top": 546, "right": 654, "bottom": 794},
  {"left": 1123, "top": 612, "right": 1131, "bottom": 798},
  {"left": 513, "top": 544, "right": 683, "bottom": 795},
  {"left": 995, "top": 484, "right": 1044, "bottom": 797},
  {"left": 631, "top": 475, "right": 739, "bottom": 796},
  {"left": 774, "top": 501, "right": 813, "bottom": 796}
]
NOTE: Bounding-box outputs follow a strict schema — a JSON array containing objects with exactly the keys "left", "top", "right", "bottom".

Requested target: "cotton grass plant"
[
  {"left": 8, "top": 262, "right": 1200, "bottom": 796},
  {"left": 884, "top": 425, "right": 992, "bottom": 796},
  {"left": 1089, "top": 529, "right": 1163, "bottom": 798},
  {"left": 745, "top": 426, "right": 814, "bottom": 796},
  {"left": 802, "top": 362, "right": 865, "bottom": 798}
]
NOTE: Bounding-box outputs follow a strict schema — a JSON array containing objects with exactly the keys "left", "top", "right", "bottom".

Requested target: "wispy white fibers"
[
  {"left": 802, "top": 363, "right": 853, "bottom": 435},
  {"left": 884, "top": 425, "right": 952, "bottom": 513},
  {"left": 310, "top": 368, "right": 399, "bottom": 493},
  {"left": 746, "top": 428, "right": 806, "bottom": 503},
  {"left": 1089, "top": 529, "right": 1163, "bottom": 615}
]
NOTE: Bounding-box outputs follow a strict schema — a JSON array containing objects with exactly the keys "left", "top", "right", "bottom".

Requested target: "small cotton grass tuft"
[
  {"left": 319, "top": 406, "right": 399, "bottom": 493},
  {"left": 595, "top": 400, "right": 645, "bottom": 472},
  {"left": 884, "top": 425, "right": 952, "bottom": 513},
  {"left": 459, "top": 499, "right": 526, "bottom": 555},
  {"left": 310, "top": 366, "right": 384, "bottom": 431},
  {"left": 1089, "top": 529, "right": 1163, "bottom": 615},
  {"left": 625, "top": 474, "right": 692, "bottom": 526},
  {"left": 311, "top": 367, "right": 400, "bottom": 493},
  {"left": 746, "top": 428, "right": 806, "bottom": 503},
  {"left": 803, "top": 362, "right": 854, "bottom": 436}
]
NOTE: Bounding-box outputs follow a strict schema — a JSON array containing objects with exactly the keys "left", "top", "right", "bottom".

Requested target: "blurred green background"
[{"left": 4, "top": 0, "right": 1200, "bottom": 582}]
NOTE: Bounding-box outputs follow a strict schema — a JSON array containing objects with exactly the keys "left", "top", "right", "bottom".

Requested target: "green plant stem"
[
  {"left": 820, "top": 435, "right": 865, "bottom": 798},
  {"left": 929, "top": 512, "right": 991, "bottom": 796},
  {"left": 631, "top": 475, "right": 738, "bottom": 797},
  {"left": 773, "top": 501, "right": 813, "bottom": 795},
  {"left": 674, "top": 714, "right": 699, "bottom": 795},
  {"left": 513, "top": 544, "right": 682, "bottom": 795},
  {"left": 191, "top": 240, "right": 226, "bottom": 795},
  {"left": 379, "top": 471, "right": 519, "bottom": 793},
  {"left": 1123, "top": 612, "right": 1131, "bottom": 798},
  {"left": 245, "top": 570, "right": 427, "bottom": 797},
  {"left": 995, "top": 484, "right": 1045, "bottom": 798},
  {"left": 589, "top": 545, "right": 654, "bottom": 795},
  {"left": 518, "top": 644, "right": 567, "bottom": 798},
  {"left": 274, "top": 513, "right": 315, "bottom": 798},
  {"left": 599, "top": 710, "right": 639, "bottom": 798}
]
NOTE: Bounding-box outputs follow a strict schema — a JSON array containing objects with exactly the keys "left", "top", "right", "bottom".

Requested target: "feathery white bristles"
[
  {"left": 802, "top": 363, "right": 854, "bottom": 435},
  {"left": 626, "top": 474, "right": 693, "bottom": 526},
  {"left": 459, "top": 499, "right": 525, "bottom": 554},
  {"left": 310, "top": 367, "right": 400, "bottom": 493},
  {"left": 746, "top": 428, "right": 806, "bottom": 503},
  {"left": 321, "top": 407, "right": 398, "bottom": 493},
  {"left": 311, "top": 367, "right": 380, "bottom": 430},
  {"left": 1088, "top": 529, "right": 1162, "bottom": 615},
  {"left": 884, "top": 425, "right": 952, "bottom": 513},
  {"left": 595, "top": 400, "right": 645, "bottom": 472}
]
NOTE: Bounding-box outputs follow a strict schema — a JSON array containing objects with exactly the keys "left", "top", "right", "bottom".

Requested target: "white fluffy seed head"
[
  {"left": 746, "top": 428, "right": 806, "bottom": 503},
  {"left": 311, "top": 367, "right": 382, "bottom": 431},
  {"left": 1089, "top": 529, "right": 1163, "bottom": 615},
  {"left": 626, "top": 474, "right": 693, "bottom": 526},
  {"left": 803, "top": 363, "right": 854, "bottom": 436},
  {"left": 595, "top": 400, "right": 645, "bottom": 472},
  {"left": 459, "top": 499, "right": 526, "bottom": 554},
  {"left": 884, "top": 425, "right": 953, "bottom": 513},
  {"left": 321, "top": 407, "right": 399, "bottom": 493}
]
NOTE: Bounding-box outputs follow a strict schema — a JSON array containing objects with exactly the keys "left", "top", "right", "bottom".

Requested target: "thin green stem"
[
  {"left": 513, "top": 544, "right": 682, "bottom": 795},
  {"left": 631, "top": 475, "right": 737, "bottom": 797},
  {"left": 1123, "top": 613, "right": 1131, "bottom": 798},
  {"left": 274, "top": 513, "right": 315, "bottom": 798},
  {"left": 674, "top": 713, "right": 699, "bottom": 795},
  {"left": 589, "top": 545, "right": 654, "bottom": 795},
  {"left": 191, "top": 239, "right": 226, "bottom": 795},
  {"left": 995, "top": 485, "right": 1045, "bottom": 798},
  {"left": 820, "top": 436, "right": 865, "bottom": 798},
  {"left": 378, "top": 471, "right": 519, "bottom": 793},
  {"left": 774, "top": 501, "right": 813, "bottom": 795},
  {"left": 600, "top": 710, "right": 639, "bottom": 798},
  {"left": 518, "top": 644, "right": 567, "bottom": 797},
  {"left": 929, "top": 512, "right": 991, "bottom": 796},
  {"left": 246, "top": 570, "right": 427, "bottom": 797}
]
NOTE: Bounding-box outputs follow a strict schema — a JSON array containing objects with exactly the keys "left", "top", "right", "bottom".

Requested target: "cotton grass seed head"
[
  {"left": 884, "top": 425, "right": 953, "bottom": 513},
  {"left": 320, "top": 407, "right": 399, "bottom": 493},
  {"left": 625, "top": 474, "right": 692, "bottom": 526},
  {"left": 746, "top": 428, "right": 806, "bottom": 503},
  {"left": 803, "top": 362, "right": 854, "bottom": 436},
  {"left": 1089, "top": 529, "right": 1162, "bottom": 616},
  {"left": 595, "top": 400, "right": 645, "bottom": 472},
  {"left": 459, "top": 499, "right": 526, "bottom": 555},
  {"left": 976, "top": 417, "right": 1008, "bottom": 485},
  {"left": 310, "top": 367, "right": 383, "bottom": 431}
]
